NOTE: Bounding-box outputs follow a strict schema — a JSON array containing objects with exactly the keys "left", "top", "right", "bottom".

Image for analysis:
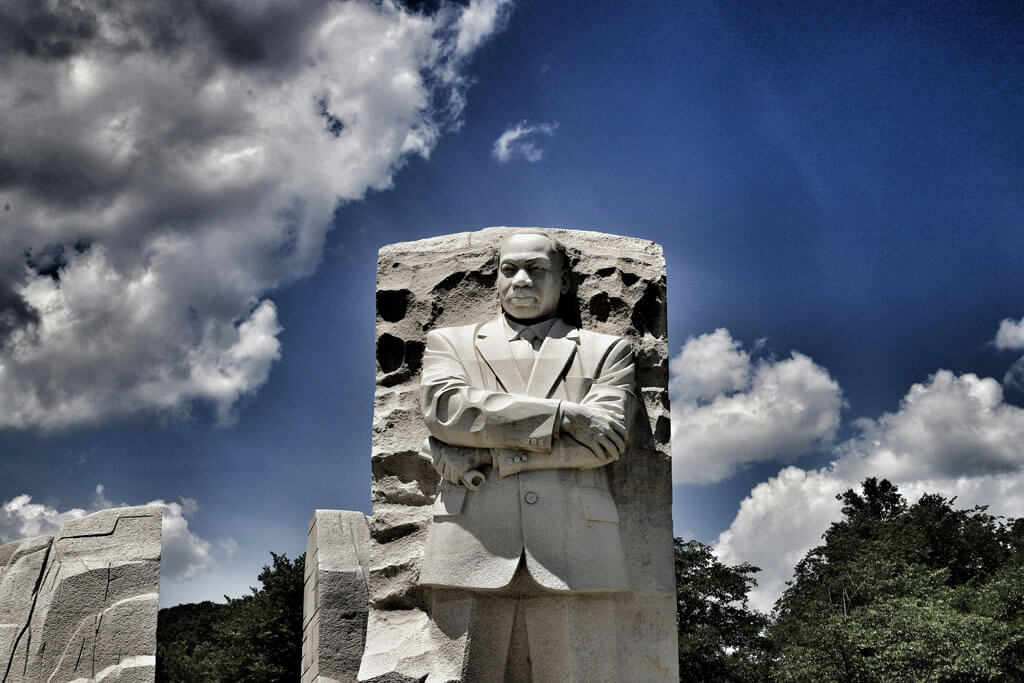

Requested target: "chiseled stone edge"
[
  {"left": 0, "top": 505, "right": 161, "bottom": 683},
  {"left": 303, "top": 510, "right": 371, "bottom": 683}
]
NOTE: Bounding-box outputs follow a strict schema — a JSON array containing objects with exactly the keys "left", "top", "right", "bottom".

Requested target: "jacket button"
[{"left": 524, "top": 492, "right": 538, "bottom": 504}]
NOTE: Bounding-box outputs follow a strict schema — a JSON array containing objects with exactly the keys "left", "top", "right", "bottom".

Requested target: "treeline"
[
  {"left": 678, "top": 478, "right": 1024, "bottom": 681},
  {"left": 157, "top": 478, "right": 1024, "bottom": 681},
  {"left": 156, "top": 553, "right": 304, "bottom": 682}
]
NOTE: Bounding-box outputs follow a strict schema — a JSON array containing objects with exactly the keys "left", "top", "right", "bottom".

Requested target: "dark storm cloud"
[
  {"left": 0, "top": 282, "right": 39, "bottom": 344},
  {"left": 0, "top": 0, "right": 328, "bottom": 67},
  {"left": 0, "top": 0, "right": 511, "bottom": 429},
  {"left": 0, "top": 0, "right": 97, "bottom": 59}
]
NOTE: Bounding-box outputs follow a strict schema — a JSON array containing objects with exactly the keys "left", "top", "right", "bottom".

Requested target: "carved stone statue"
[
  {"left": 304, "top": 227, "right": 677, "bottom": 683},
  {"left": 417, "top": 229, "right": 634, "bottom": 679}
]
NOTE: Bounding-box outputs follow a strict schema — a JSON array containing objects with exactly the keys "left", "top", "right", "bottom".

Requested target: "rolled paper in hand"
[{"left": 461, "top": 469, "right": 485, "bottom": 491}]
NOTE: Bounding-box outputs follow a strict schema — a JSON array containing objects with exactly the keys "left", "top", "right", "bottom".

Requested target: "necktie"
[{"left": 512, "top": 327, "right": 539, "bottom": 385}]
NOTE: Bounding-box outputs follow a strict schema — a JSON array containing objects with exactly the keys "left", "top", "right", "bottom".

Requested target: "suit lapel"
[
  {"left": 526, "top": 319, "right": 579, "bottom": 398},
  {"left": 475, "top": 317, "right": 527, "bottom": 394}
]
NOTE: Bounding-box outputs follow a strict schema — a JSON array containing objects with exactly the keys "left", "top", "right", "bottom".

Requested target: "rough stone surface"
[
  {"left": 302, "top": 510, "right": 371, "bottom": 683},
  {"left": 362, "top": 227, "right": 676, "bottom": 681},
  {"left": 0, "top": 505, "right": 162, "bottom": 683}
]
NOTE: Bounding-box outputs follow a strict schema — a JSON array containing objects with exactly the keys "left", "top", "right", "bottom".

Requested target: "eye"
[{"left": 501, "top": 264, "right": 516, "bottom": 276}]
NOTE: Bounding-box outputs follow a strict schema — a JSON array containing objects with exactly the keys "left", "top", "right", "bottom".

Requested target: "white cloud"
[
  {"left": 714, "top": 370, "right": 1024, "bottom": 613},
  {"left": 994, "top": 316, "right": 1024, "bottom": 350},
  {"left": 155, "top": 498, "right": 217, "bottom": 582},
  {"left": 0, "top": 494, "right": 86, "bottom": 542},
  {"left": 0, "top": 487, "right": 227, "bottom": 584},
  {"left": 714, "top": 467, "right": 843, "bottom": 612},
  {"left": 670, "top": 328, "right": 751, "bottom": 403},
  {"left": 455, "top": 0, "right": 513, "bottom": 57},
  {"left": 993, "top": 317, "right": 1024, "bottom": 393},
  {"left": 670, "top": 329, "right": 844, "bottom": 484},
  {"left": 492, "top": 120, "right": 559, "bottom": 162},
  {"left": 0, "top": 0, "right": 510, "bottom": 430},
  {"left": 216, "top": 537, "right": 240, "bottom": 558},
  {"left": 1004, "top": 358, "right": 1024, "bottom": 394}
]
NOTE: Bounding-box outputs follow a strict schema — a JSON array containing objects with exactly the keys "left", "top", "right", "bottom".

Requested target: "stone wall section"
[
  {"left": 365, "top": 227, "right": 677, "bottom": 680},
  {"left": 0, "top": 505, "right": 162, "bottom": 683},
  {"left": 302, "top": 510, "right": 371, "bottom": 683}
]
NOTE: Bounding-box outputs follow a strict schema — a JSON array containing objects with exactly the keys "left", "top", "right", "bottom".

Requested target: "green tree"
[
  {"left": 770, "top": 478, "right": 1024, "bottom": 682},
  {"left": 675, "top": 538, "right": 771, "bottom": 681},
  {"left": 157, "top": 552, "right": 305, "bottom": 682},
  {"left": 156, "top": 601, "right": 226, "bottom": 681}
]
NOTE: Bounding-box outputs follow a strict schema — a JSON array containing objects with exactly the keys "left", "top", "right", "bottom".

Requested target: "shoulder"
[
  {"left": 425, "top": 323, "right": 477, "bottom": 350},
  {"left": 426, "top": 323, "right": 478, "bottom": 341},
  {"left": 577, "top": 328, "right": 629, "bottom": 350},
  {"left": 576, "top": 328, "right": 632, "bottom": 366}
]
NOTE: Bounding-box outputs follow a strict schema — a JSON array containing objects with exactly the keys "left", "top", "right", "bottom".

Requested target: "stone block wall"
[
  {"left": 302, "top": 510, "right": 371, "bottom": 683},
  {"left": 0, "top": 505, "right": 162, "bottom": 683}
]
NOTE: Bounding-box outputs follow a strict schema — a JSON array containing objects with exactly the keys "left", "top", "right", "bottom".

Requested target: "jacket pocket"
[
  {"left": 432, "top": 486, "right": 466, "bottom": 517},
  {"left": 579, "top": 487, "right": 620, "bottom": 523}
]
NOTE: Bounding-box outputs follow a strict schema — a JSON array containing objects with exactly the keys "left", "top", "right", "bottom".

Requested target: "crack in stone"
[
  {"left": 2, "top": 508, "right": 161, "bottom": 682},
  {"left": 92, "top": 613, "right": 102, "bottom": 678},
  {"left": 73, "top": 637, "right": 86, "bottom": 674},
  {"left": 2, "top": 538, "right": 52, "bottom": 683},
  {"left": 57, "top": 514, "right": 157, "bottom": 541},
  {"left": 20, "top": 632, "right": 28, "bottom": 678}
]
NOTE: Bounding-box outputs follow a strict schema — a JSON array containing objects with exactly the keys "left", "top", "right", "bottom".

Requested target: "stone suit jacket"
[{"left": 417, "top": 315, "right": 634, "bottom": 593}]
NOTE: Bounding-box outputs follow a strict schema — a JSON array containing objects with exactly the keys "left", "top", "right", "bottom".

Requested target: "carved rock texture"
[
  {"left": 364, "top": 227, "right": 677, "bottom": 681},
  {"left": 306, "top": 227, "right": 676, "bottom": 681},
  {"left": 302, "top": 511, "right": 371, "bottom": 683},
  {"left": 0, "top": 505, "right": 162, "bottom": 683}
]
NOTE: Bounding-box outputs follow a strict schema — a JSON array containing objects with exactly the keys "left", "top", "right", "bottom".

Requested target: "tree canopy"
[
  {"left": 675, "top": 537, "right": 771, "bottom": 681},
  {"left": 157, "top": 552, "right": 305, "bottom": 682},
  {"left": 154, "top": 479, "right": 1024, "bottom": 682},
  {"left": 770, "top": 478, "right": 1024, "bottom": 682}
]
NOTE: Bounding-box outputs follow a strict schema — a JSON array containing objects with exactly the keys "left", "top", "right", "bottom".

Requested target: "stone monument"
[
  {"left": 0, "top": 505, "right": 162, "bottom": 682},
  {"left": 303, "top": 227, "right": 676, "bottom": 682}
]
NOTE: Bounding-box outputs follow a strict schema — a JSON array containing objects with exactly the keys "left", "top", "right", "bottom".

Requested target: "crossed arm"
[{"left": 420, "top": 329, "right": 635, "bottom": 484}]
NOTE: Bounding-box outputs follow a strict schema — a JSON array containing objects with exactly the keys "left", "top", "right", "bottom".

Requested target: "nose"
[{"left": 511, "top": 269, "right": 531, "bottom": 287}]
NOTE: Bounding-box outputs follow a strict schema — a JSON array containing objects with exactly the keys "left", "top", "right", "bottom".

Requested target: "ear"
[{"left": 559, "top": 268, "right": 570, "bottom": 294}]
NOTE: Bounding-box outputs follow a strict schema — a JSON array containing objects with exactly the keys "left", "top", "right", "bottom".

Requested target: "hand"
[
  {"left": 559, "top": 402, "right": 627, "bottom": 463},
  {"left": 435, "top": 446, "right": 489, "bottom": 486}
]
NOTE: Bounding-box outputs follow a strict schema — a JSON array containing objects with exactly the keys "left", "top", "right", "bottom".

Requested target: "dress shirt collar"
[{"left": 502, "top": 315, "right": 558, "bottom": 343}]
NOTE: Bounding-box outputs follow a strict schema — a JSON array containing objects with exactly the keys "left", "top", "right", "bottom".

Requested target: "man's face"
[{"left": 497, "top": 233, "right": 569, "bottom": 320}]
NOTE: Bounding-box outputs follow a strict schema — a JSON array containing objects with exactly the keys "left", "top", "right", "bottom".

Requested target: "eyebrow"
[{"left": 500, "top": 256, "right": 551, "bottom": 266}]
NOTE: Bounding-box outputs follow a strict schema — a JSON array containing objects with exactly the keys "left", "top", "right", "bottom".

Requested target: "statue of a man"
[{"left": 418, "top": 228, "right": 634, "bottom": 680}]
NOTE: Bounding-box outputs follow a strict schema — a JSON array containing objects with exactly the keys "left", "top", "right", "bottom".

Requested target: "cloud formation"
[
  {"left": 714, "top": 370, "right": 1024, "bottom": 612},
  {"left": 670, "top": 328, "right": 844, "bottom": 484},
  {"left": 994, "top": 316, "right": 1024, "bottom": 393},
  {"left": 0, "top": 0, "right": 510, "bottom": 430},
  {"left": 0, "top": 485, "right": 227, "bottom": 583},
  {"left": 492, "top": 120, "right": 559, "bottom": 162},
  {"left": 994, "top": 316, "right": 1024, "bottom": 351},
  {"left": 157, "top": 497, "right": 217, "bottom": 582},
  {"left": 0, "top": 494, "right": 85, "bottom": 541}
]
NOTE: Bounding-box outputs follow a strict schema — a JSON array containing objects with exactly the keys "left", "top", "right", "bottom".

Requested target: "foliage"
[
  {"left": 770, "top": 478, "right": 1024, "bottom": 682},
  {"left": 154, "top": 480, "right": 1024, "bottom": 682},
  {"left": 675, "top": 538, "right": 772, "bottom": 681},
  {"left": 156, "top": 552, "right": 305, "bottom": 682}
]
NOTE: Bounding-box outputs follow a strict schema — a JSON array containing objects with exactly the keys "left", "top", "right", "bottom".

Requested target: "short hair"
[{"left": 498, "top": 228, "right": 570, "bottom": 274}]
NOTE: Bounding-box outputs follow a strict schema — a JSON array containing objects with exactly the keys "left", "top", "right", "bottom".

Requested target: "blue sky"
[{"left": 1, "top": 0, "right": 1022, "bottom": 610}]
